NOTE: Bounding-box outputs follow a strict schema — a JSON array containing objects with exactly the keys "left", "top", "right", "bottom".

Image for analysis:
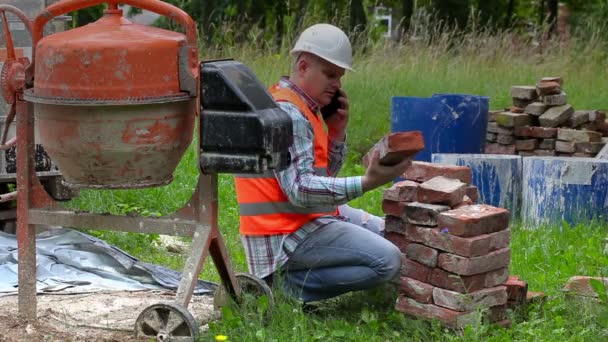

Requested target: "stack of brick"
[
  {"left": 485, "top": 77, "right": 608, "bottom": 157},
  {"left": 383, "top": 162, "right": 513, "bottom": 329}
]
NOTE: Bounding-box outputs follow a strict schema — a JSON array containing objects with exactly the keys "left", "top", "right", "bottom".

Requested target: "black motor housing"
[{"left": 200, "top": 60, "right": 293, "bottom": 174}]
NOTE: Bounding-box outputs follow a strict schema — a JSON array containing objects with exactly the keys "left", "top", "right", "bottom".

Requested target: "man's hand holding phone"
[{"left": 322, "top": 89, "right": 349, "bottom": 142}]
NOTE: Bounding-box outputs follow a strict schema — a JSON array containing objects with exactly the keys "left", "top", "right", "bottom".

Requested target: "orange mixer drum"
[{"left": 25, "top": 1, "right": 199, "bottom": 189}]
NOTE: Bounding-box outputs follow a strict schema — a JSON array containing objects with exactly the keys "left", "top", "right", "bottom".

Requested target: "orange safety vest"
[{"left": 234, "top": 85, "right": 339, "bottom": 236}]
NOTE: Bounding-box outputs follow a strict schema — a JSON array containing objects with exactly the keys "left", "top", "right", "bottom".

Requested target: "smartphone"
[{"left": 321, "top": 91, "right": 342, "bottom": 119}]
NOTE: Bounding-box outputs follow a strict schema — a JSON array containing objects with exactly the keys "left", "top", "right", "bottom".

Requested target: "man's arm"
[{"left": 275, "top": 102, "right": 363, "bottom": 207}]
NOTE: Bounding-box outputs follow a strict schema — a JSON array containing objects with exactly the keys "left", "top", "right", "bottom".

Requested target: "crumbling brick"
[
  {"left": 437, "top": 204, "right": 510, "bottom": 237},
  {"left": 465, "top": 185, "right": 479, "bottom": 203},
  {"left": 496, "top": 112, "right": 532, "bottom": 128},
  {"left": 504, "top": 275, "right": 528, "bottom": 305},
  {"left": 382, "top": 199, "right": 407, "bottom": 217},
  {"left": 511, "top": 86, "right": 538, "bottom": 100},
  {"left": 404, "top": 162, "right": 472, "bottom": 183},
  {"left": 417, "top": 176, "right": 468, "bottom": 207},
  {"left": 400, "top": 277, "right": 435, "bottom": 303},
  {"left": 557, "top": 128, "right": 602, "bottom": 143},
  {"left": 404, "top": 202, "right": 451, "bottom": 226},
  {"left": 563, "top": 276, "right": 608, "bottom": 299},
  {"left": 542, "top": 91, "right": 568, "bottom": 106},
  {"left": 576, "top": 142, "right": 604, "bottom": 154},
  {"left": 485, "top": 143, "right": 516, "bottom": 155},
  {"left": 404, "top": 226, "right": 511, "bottom": 258},
  {"left": 538, "top": 139, "right": 556, "bottom": 149},
  {"left": 486, "top": 132, "right": 497, "bottom": 142},
  {"left": 401, "top": 255, "right": 432, "bottom": 283},
  {"left": 363, "top": 131, "right": 425, "bottom": 167},
  {"left": 555, "top": 140, "right": 576, "bottom": 153},
  {"left": 429, "top": 267, "right": 509, "bottom": 294},
  {"left": 536, "top": 81, "right": 562, "bottom": 96},
  {"left": 515, "top": 139, "right": 539, "bottom": 151},
  {"left": 385, "top": 231, "right": 410, "bottom": 251},
  {"left": 383, "top": 180, "right": 419, "bottom": 202},
  {"left": 487, "top": 122, "right": 514, "bottom": 135},
  {"left": 385, "top": 215, "right": 408, "bottom": 234},
  {"left": 438, "top": 248, "right": 511, "bottom": 276},
  {"left": 433, "top": 286, "right": 508, "bottom": 312},
  {"left": 496, "top": 134, "right": 515, "bottom": 145},
  {"left": 514, "top": 126, "right": 558, "bottom": 138},
  {"left": 524, "top": 102, "right": 547, "bottom": 116},
  {"left": 539, "top": 104, "right": 573, "bottom": 127},
  {"left": 406, "top": 243, "right": 439, "bottom": 267},
  {"left": 570, "top": 111, "right": 591, "bottom": 127}
]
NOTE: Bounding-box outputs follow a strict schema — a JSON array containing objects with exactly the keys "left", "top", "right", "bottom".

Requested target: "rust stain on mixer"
[{"left": 25, "top": 2, "right": 200, "bottom": 189}]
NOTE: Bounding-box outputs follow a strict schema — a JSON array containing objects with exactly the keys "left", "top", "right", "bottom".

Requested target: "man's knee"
[{"left": 378, "top": 242, "right": 402, "bottom": 281}]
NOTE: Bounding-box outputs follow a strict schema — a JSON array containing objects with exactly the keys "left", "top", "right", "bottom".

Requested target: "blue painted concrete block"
[{"left": 522, "top": 157, "right": 608, "bottom": 227}]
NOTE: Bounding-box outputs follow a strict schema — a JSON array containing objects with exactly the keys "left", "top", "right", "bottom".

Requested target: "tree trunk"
[
  {"left": 538, "top": 0, "right": 545, "bottom": 26},
  {"left": 275, "top": 0, "right": 286, "bottom": 51},
  {"left": 548, "top": 0, "right": 558, "bottom": 36},
  {"left": 504, "top": 0, "right": 515, "bottom": 29},
  {"left": 201, "top": 0, "right": 215, "bottom": 45},
  {"left": 349, "top": 0, "right": 367, "bottom": 34},
  {"left": 294, "top": 0, "right": 309, "bottom": 34},
  {"left": 401, "top": 0, "right": 414, "bottom": 35}
]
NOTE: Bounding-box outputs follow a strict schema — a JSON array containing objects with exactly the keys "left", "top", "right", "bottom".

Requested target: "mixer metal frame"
[{"left": 0, "top": 2, "right": 262, "bottom": 330}]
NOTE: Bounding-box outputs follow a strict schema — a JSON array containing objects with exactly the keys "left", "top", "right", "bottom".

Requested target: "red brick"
[
  {"left": 437, "top": 204, "right": 510, "bottom": 237},
  {"left": 504, "top": 275, "right": 528, "bottom": 304},
  {"left": 513, "top": 126, "right": 558, "bottom": 138},
  {"left": 383, "top": 180, "right": 419, "bottom": 202},
  {"left": 363, "top": 131, "right": 425, "bottom": 167},
  {"left": 399, "top": 277, "right": 435, "bottom": 303},
  {"left": 404, "top": 161, "right": 472, "bottom": 183},
  {"left": 465, "top": 185, "right": 479, "bottom": 203},
  {"left": 533, "top": 149, "right": 556, "bottom": 156},
  {"left": 403, "top": 202, "right": 450, "bottom": 227},
  {"left": 485, "top": 143, "right": 516, "bottom": 155},
  {"left": 405, "top": 243, "right": 439, "bottom": 267},
  {"left": 536, "top": 81, "right": 561, "bottom": 96},
  {"left": 540, "top": 76, "right": 562, "bottom": 86},
  {"left": 405, "top": 226, "right": 511, "bottom": 257},
  {"left": 385, "top": 215, "right": 408, "bottom": 234},
  {"left": 396, "top": 296, "right": 496, "bottom": 329},
  {"left": 401, "top": 255, "right": 432, "bottom": 283},
  {"left": 453, "top": 195, "right": 473, "bottom": 209},
  {"left": 385, "top": 232, "right": 410, "bottom": 252},
  {"left": 526, "top": 291, "right": 547, "bottom": 306},
  {"left": 515, "top": 139, "right": 539, "bottom": 151},
  {"left": 555, "top": 141, "right": 575, "bottom": 153},
  {"left": 563, "top": 276, "right": 608, "bottom": 298},
  {"left": 438, "top": 248, "right": 511, "bottom": 276},
  {"left": 429, "top": 267, "right": 509, "bottom": 294},
  {"left": 382, "top": 199, "right": 407, "bottom": 217},
  {"left": 510, "top": 106, "right": 524, "bottom": 113},
  {"left": 417, "top": 176, "right": 467, "bottom": 206},
  {"left": 433, "top": 286, "right": 508, "bottom": 312}
]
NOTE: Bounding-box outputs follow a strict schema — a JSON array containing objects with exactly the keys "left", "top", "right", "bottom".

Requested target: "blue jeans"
[{"left": 278, "top": 205, "right": 402, "bottom": 302}]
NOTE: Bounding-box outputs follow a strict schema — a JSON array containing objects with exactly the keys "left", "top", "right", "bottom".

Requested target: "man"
[{"left": 234, "top": 24, "right": 412, "bottom": 303}]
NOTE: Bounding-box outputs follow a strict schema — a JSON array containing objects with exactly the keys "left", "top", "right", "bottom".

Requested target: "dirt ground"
[{"left": 0, "top": 290, "right": 220, "bottom": 341}]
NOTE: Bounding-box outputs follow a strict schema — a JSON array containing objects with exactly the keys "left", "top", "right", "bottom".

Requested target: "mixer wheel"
[{"left": 134, "top": 302, "right": 199, "bottom": 341}]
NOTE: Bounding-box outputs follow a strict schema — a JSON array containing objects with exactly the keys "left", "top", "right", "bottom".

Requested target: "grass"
[{"left": 63, "top": 32, "right": 608, "bottom": 340}]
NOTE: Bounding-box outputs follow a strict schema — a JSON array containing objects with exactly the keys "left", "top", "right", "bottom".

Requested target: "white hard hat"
[{"left": 290, "top": 23, "right": 354, "bottom": 71}]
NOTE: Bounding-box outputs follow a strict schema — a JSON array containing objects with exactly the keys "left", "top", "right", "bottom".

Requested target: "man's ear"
[{"left": 295, "top": 56, "right": 309, "bottom": 77}]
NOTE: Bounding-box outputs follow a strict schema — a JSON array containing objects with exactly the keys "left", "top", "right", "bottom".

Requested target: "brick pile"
[
  {"left": 383, "top": 162, "right": 513, "bottom": 328},
  {"left": 485, "top": 77, "right": 608, "bottom": 157}
]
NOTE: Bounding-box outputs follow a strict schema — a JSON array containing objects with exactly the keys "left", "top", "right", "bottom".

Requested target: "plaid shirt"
[{"left": 240, "top": 78, "right": 363, "bottom": 279}]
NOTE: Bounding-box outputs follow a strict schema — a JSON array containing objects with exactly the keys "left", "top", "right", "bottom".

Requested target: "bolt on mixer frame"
[{"left": 1, "top": 1, "right": 273, "bottom": 340}]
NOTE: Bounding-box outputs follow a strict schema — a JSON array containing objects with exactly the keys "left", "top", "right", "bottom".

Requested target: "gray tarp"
[{"left": 0, "top": 227, "right": 215, "bottom": 296}]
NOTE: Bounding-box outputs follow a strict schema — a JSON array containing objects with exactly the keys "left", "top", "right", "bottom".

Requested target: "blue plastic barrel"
[
  {"left": 392, "top": 94, "right": 489, "bottom": 161},
  {"left": 522, "top": 157, "right": 608, "bottom": 227},
  {"left": 432, "top": 154, "right": 522, "bottom": 218}
]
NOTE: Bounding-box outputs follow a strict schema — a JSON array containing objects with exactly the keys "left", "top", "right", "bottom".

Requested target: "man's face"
[{"left": 298, "top": 55, "right": 345, "bottom": 107}]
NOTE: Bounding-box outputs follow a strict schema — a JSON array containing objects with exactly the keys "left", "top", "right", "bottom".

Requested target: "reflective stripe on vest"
[
  {"left": 235, "top": 167, "right": 329, "bottom": 179},
  {"left": 234, "top": 86, "right": 338, "bottom": 236},
  {"left": 239, "top": 202, "right": 336, "bottom": 216}
]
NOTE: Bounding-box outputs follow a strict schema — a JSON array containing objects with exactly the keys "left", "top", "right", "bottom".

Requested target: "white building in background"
[{"left": 118, "top": 5, "right": 160, "bottom": 25}]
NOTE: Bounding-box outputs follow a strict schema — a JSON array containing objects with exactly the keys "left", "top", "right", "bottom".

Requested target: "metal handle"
[{"left": 30, "top": 0, "right": 198, "bottom": 81}]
